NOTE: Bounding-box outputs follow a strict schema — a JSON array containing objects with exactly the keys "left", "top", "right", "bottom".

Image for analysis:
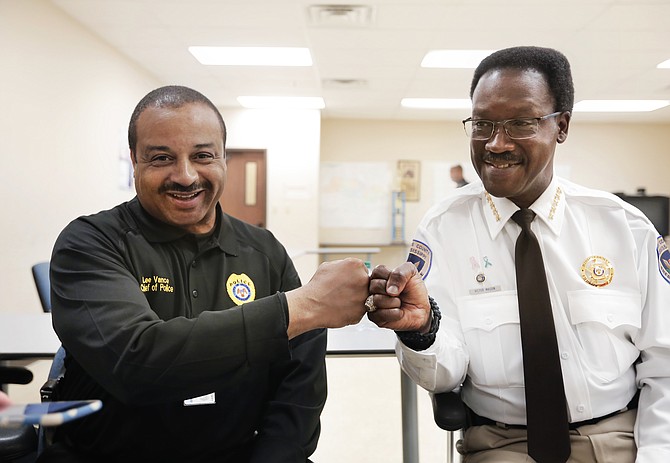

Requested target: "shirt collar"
[
  {"left": 481, "top": 176, "right": 565, "bottom": 238},
  {"left": 129, "top": 197, "right": 240, "bottom": 255}
]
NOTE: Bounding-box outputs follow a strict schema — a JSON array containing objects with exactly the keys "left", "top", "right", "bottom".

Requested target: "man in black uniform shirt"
[{"left": 38, "top": 86, "right": 371, "bottom": 462}]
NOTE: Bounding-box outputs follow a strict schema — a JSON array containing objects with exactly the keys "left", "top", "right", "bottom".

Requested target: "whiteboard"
[{"left": 319, "top": 162, "right": 393, "bottom": 244}]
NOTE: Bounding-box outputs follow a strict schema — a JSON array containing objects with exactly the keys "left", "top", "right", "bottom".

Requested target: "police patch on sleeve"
[
  {"left": 408, "top": 240, "right": 432, "bottom": 279},
  {"left": 657, "top": 236, "right": 670, "bottom": 285},
  {"left": 226, "top": 273, "right": 256, "bottom": 305}
]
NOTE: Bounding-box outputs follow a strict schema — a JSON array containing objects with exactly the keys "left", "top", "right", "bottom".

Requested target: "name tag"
[
  {"left": 183, "top": 392, "right": 216, "bottom": 407},
  {"left": 469, "top": 285, "right": 501, "bottom": 296}
]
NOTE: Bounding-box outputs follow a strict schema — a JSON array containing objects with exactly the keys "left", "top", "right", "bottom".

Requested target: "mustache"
[
  {"left": 482, "top": 152, "right": 518, "bottom": 163},
  {"left": 158, "top": 181, "right": 210, "bottom": 194}
]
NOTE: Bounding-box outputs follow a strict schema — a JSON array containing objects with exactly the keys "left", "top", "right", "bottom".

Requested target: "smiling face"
[
  {"left": 131, "top": 102, "right": 226, "bottom": 234},
  {"left": 470, "top": 68, "right": 570, "bottom": 208}
]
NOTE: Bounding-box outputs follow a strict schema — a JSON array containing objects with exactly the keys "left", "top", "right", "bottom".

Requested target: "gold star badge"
[{"left": 580, "top": 255, "right": 614, "bottom": 287}]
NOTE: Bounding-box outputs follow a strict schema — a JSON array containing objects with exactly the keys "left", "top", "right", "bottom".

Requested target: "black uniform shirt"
[{"left": 48, "top": 197, "right": 327, "bottom": 462}]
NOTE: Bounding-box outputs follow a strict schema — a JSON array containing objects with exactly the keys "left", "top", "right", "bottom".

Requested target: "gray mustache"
[{"left": 483, "top": 152, "right": 518, "bottom": 163}]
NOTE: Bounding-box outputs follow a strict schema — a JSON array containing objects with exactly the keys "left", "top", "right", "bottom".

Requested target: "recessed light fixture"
[
  {"left": 421, "top": 50, "right": 496, "bottom": 69},
  {"left": 400, "top": 98, "right": 472, "bottom": 109},
  {"left": 573, "top": 100, "right": 670, "bottom": 112},
  {"left": 657, "top": 59, "right": 670, "bottom": 69},
  {"left": 237, "top": 96, "right": 325, "bottom": 109},
  {"left": 189, "top": 46, "right": 312, "bottom": 66}
]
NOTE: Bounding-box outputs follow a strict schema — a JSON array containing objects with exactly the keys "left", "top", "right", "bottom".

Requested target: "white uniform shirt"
[{"left": 398, "top": 176, "right": 670, "bottom": 462}]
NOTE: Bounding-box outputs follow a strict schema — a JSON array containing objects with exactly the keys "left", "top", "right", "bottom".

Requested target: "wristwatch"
[{"left": 395, "top": 296, "right": 441, "bottom": 351}]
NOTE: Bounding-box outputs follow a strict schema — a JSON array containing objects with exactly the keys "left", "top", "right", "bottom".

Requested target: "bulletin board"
[{"left": 319, "top": 162, "right": 393, "bottom": 244}]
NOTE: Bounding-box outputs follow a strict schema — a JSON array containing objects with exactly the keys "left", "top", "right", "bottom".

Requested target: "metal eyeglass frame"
[{"left": 462, "top": 111, "right": 562, "bottom": 140}]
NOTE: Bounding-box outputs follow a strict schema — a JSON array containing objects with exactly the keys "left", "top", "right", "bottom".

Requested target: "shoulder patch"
[
  {"left": 408, "top": 240, "right": 432, "bottom": 279},
  {"left": 657, "top": 236, "right": 670, "bottom": 285}
]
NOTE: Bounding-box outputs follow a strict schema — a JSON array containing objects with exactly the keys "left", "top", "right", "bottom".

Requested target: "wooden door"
[{"left": 220, "top": 149, "right": 267, "bottom": 228}]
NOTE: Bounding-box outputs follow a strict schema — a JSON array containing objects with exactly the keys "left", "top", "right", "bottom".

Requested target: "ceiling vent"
[
  {"left": 307, "top": 4, "right": 374, "bottom": 27},
  {"left": 322, "top": 78, "right": 368, "bottom": 89}
]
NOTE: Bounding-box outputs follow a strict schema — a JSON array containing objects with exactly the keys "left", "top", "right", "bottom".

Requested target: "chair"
[
  {"left": 0, "top": 367, "right": 38, "bottom": 463},
  {"left": 431, "top": 390, "right": 467, "bottom": 463},
  {"left": 37, "top": 347, "right": 67, "bottom": 455},
  {"left": 0, "top": 262, "right": 63, "bottom": 461},
  {"left": 31, "top": 262, "right": 51, "bottom": 313},
  {"left": 1, "top": 261, "right": 48, "bottom": 460}
]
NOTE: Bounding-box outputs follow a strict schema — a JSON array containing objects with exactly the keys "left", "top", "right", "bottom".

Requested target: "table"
[
  {"left": 0, "top": 313, "right": 421, "bottom": 463},
  {"left": 291, "top": 247, "right": 382, "bottom": 264},
  {"left": 327, "top": 319, "right": 420, "bottom": 463},
  {"left": 0, "top": 313, "right": 59, "bottom": 361}
]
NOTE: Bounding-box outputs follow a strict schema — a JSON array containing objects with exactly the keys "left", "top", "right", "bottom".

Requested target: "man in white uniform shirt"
[{"left": 367, "top": 46, "right": 670, "bottom": 462}]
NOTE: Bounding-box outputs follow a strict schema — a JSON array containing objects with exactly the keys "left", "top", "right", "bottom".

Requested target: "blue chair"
[{"left": 31, "top": 262, "right": 51, "bottom": 313}]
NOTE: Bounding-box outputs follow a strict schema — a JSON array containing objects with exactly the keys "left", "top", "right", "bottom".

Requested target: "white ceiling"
[{"left": 51, "top": 0, "right": 670, "bottom": 123}]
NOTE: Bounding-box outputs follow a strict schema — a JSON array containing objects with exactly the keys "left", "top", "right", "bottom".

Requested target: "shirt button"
[
  {"left": 561, "top": 352, "right": 569, "bottom": 360},
  {"left": 192, "top": 290, "right": 199, "bottom": 298},
  {"left": 577, "top": 405, "right": 585, "bottom": 413},
  {"left": 192, "top": 260, "right": 197, "bottom": 268},
  {"left": 484, "top": 317, "right": 492, "bottom": 325},
  {"left": 607, "top": 314, "right": 614, "bottom": 322}
]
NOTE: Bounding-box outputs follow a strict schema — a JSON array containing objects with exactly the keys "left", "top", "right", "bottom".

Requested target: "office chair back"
[{"left": 31, "top": 262, "right": 51, "bottom": 313}]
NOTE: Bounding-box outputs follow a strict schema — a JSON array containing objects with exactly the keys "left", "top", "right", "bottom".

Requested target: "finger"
[
  {"left": 368, "top": 293, "right": 401, "bottom": 311},
  {"left": 367, "top": 307, "right": 404, "bottom": 327},
  {"left": 342, "top": 257, "right": 368, "bottom": 274},
  {"left": 385, "top": 262, "right": 420, "bottom": 296},
  {"left": 369, "top": 264, "right": 391, "bottom": 280},
  {"left": 369, "top": 277, "right": 392, "bottom": 295}
]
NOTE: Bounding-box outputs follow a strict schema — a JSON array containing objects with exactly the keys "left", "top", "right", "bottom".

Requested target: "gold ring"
[{"left": 365, "top": 295, "right": 376, "bottom": 312}]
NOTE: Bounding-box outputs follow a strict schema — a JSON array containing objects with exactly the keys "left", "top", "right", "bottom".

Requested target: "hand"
[
  {"left": 0, "top": 391, "right": 11, "bottom": 411},
  {"left": 286, "top": 258, "right": 370, "bottom": 339},
  {"left": 367, "top": 262, "right": 431, "bottom": 332}
]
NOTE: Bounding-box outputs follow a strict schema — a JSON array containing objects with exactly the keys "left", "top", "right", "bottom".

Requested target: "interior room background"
[{"left": 2, "top": 1, "right": 668, "bottom": 462}]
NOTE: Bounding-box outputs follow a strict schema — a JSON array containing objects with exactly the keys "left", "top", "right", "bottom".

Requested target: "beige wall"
[
  {"left": 320, "top": 118, "right": 670, "bottom": 267},
  {"left": 0, "top": 0, "right": 159, "bottom": 314},
  {"left": 0, "top": 0, "right": 322, "bottom": 313}
]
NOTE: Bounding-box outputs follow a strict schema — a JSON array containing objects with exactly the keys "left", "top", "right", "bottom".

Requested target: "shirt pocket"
[
  {"left": 567, "top": 290, "right": 641, "bottom": 382},
  {"left": 457, "top": 291, "right": 524, "bottom": 387}
]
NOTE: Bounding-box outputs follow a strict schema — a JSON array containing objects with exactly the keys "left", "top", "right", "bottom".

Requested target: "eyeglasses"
[{"left": 462, "top": 111, "right": 562, "bottom": 140}]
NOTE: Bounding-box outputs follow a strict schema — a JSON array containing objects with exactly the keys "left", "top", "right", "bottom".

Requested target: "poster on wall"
[
  {"left": 397, "top": 160, "right": 420, "bottom": 201},
  {"left": 118, "top": 129, "right": 134, "bottom": 191},
  {"left": 319, "top": 162, "right": 392, "bottom": 229}
]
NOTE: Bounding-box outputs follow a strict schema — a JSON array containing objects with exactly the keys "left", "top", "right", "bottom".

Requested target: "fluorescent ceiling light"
[
  {"left": 421, "top": 50, "right": 495, "bottom": 68},
  {"left": 237, "top": 96, "right": 325, "bottom": 109},
  {"left": 189, "top": 46, "right": 312, "bottom": 66},
  {"left": 401, "top": 98, "right": 472, "bottom": 109},
  {"left": 657, "top": 59, "right": 670, "bottom": 69},
  {"left": 573, "top": 100, "right": 669, "bottom": 112}
]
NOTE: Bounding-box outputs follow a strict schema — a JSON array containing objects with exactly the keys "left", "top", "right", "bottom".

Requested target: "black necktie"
[{"left": 512, "top": 209, "right": 570, "bottom": 463}]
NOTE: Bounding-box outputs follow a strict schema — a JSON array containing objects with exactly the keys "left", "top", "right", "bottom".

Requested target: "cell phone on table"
[{"left": 0, "top": 400, "right": 102, "bottom": 427}]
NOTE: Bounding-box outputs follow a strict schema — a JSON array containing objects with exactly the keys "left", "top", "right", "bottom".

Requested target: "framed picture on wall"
[{"left": 397, "top": 160, "right": 421, "bottom": 201}]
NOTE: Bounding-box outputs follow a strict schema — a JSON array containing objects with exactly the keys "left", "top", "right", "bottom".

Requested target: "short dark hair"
[
  {"left": 128, "top": 85, "right": 227, "bottom": 151},
  {"left": 470, "top": 46, "right": 574, "bottom": 113}
]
